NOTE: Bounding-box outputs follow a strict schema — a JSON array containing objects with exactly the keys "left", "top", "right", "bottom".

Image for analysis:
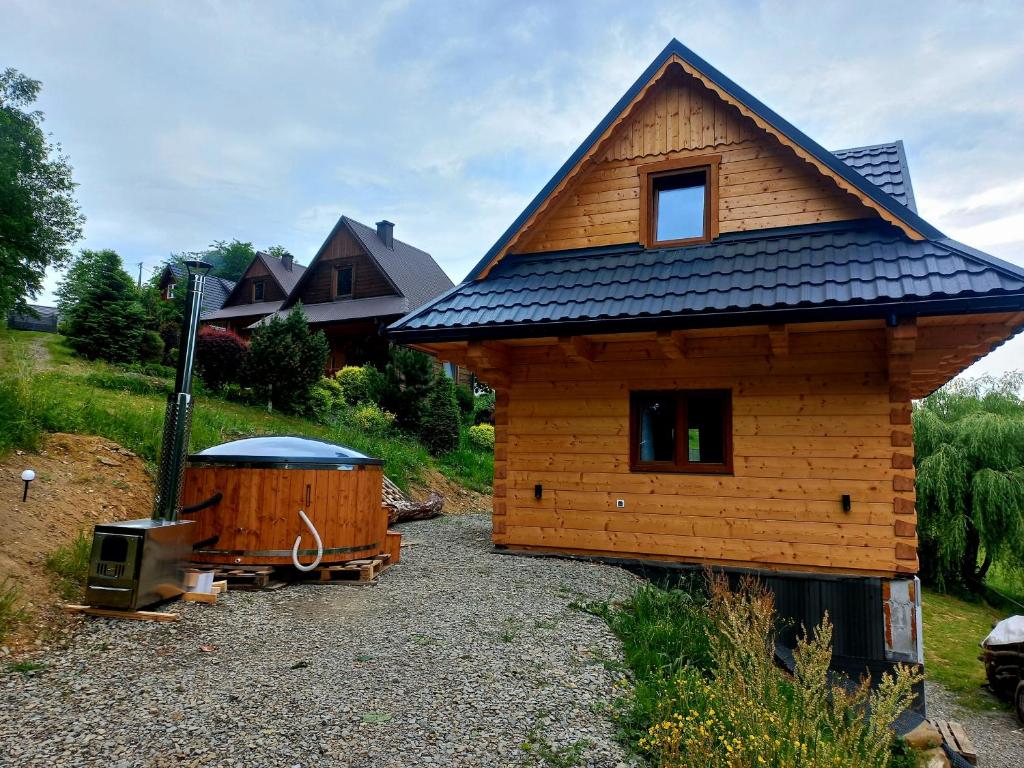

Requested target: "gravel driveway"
[
  {"left": 926, "top": 681, "right": 1024, "bottom": 768},
  {"left": 1, "top": 515, "right": 640, "bottom": 768}
]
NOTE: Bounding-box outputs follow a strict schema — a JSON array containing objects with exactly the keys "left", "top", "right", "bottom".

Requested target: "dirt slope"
[{"left": 0, "top": 433, "right": 152, "bottom": 650}]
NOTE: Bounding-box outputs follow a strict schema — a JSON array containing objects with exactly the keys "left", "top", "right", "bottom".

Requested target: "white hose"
[{"left": 291, "top": 509, "right": 323, "bottom": 571}]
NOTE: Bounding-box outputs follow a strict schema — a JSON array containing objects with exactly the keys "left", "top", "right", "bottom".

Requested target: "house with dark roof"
[
  {"left": 6, "top": 304, "right": 60, "bottom": 333},
  {"left": 158, "top": 262, "right": 236, "bottom": 313},
  {"left": 255, "top": 216, "right": 457, "bottom": 373},
  {"left": 200, "top": 250, "right": 306, "bottom": 335},
  {"left": 389, "top": 39, "right": 1024, "bottom": 691}
]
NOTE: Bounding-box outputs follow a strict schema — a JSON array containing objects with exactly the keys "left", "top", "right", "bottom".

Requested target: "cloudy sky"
[{"left": 4, "top": 0, "right": 1022, "bottom": 376}]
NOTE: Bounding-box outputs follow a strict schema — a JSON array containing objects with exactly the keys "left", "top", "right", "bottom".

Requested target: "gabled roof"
[
  {"left": 389, "top": 221, "right": 1024, "bottom": 342},
  {"left": 282, "top": 215, "right": 454, "bottom": 312},
  {"left": 218, "top": 251, "right": 306, "bottom": 308},
  {"left": 260, "top": 251, "right": 306, "bottom": 294},
  {"left": 834, "top": 141, "right": 917, "bottom": 213},
  {"left": 164, "top": 262, "right": 235, "bottom": 311},
  {"left": 465, "top": 39, "right": 942, "bottom": 282},
  {"left": 202, "top": 300, "right": 284, "bottom": 321},
  {"left": 250, "top": 296, "right": 411, "bottom": 328}
]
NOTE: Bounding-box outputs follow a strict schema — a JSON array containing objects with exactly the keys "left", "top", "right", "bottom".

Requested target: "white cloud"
[{"left": 7, "top": 0, "right": 1024, "bottom": 377}]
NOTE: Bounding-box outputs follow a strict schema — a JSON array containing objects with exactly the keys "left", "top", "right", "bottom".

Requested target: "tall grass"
[
  {"left": 44, "top": 531, "right": 93, "bottom": 602},
  {"left": 595, "top": 578, "right": 921, "bottom": 767},
  {"left": 438, "top": 428, "right": 495, "bottom": 493},
  {"left": 0, "top": 578, "right": 28, "bottom": 643},
  {"left": 0, "top": 331, "right": 492, "bottom": 492},
  {"left": 586, "top": 581, "right": 713, "bottom": 744}
]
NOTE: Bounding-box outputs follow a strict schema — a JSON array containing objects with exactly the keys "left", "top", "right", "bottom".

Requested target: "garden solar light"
[{"left": 20, "top": 469, "right": 35, "bottom": 502}]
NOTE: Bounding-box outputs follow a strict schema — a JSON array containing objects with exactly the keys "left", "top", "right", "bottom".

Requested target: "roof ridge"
[
  {"left": 341, "top": 215, "right": 434, "bottom": 259},
  {"left": 832, "top": 140, "right": 903, "bottom": 155}
]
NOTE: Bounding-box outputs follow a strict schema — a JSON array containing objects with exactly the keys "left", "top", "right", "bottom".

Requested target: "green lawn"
[
  {"left": 923, "top": 588, "right": 1008, "bottom": 711},
  {"left": 0, "top": 329, "right": 492, "bottom": 493}
]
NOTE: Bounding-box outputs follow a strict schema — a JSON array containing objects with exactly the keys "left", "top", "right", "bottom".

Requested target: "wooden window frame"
[
  {"left": 333, "top": 264, "right": 355, "bottom": 300},
  {"left": 638, "top": 155, "right": 721, "bottom": 248},
  {"left": 629, "top": 389, "right": 733, "bottom": 475},
  {"left": 252, "top": 280, "right": 265, "bottom": 302}
]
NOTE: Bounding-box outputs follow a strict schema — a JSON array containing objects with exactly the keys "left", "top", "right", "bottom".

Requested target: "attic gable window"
[
  {"left": 334, "top": 265, "right": 354, "bottom": 299},
  {"left": 639, "top": 155, "right": 720, "bottom": 247},
  {"left": 253, "top": 280, "right": 265, "bottom": 301}
]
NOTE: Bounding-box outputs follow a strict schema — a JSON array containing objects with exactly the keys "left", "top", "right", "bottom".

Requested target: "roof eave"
[{"left": 387, "top": 292, "right": 1024, "bottom": 344}]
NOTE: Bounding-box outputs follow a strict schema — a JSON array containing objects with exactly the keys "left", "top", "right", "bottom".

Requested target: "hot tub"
[{"left": 181, "top": 436, "right": 386, "bottom": 567}]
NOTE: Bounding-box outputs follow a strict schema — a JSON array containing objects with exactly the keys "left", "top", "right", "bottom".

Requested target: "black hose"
[
  {"left": 193, "top": 535, "right": 220, "bottom": 551},
  {"left": 181, "top": 492, "right": 223, "bottom": 515}
]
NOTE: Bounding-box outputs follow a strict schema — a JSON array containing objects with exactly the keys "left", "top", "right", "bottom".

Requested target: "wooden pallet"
[
  {"left": 928, "top": 719, "right": 977, "bottom": 765},
  {"left": 187, "top": 564, "right": 280, "bottom": 591},
  {"left": 301, "top": 554, "right": 391, "bottom": 584}
]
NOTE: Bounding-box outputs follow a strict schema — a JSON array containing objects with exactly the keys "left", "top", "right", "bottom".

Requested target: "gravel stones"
[
  {"left": 1, "top": 515, "right": 641, "bottom": 767},
  {"left": 924, "top": 680, "right": 1024, "bottom": 768}
]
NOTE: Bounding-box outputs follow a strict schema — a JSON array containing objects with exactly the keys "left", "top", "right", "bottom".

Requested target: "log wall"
[{"left": 490, "top": 328, "right": 918, "bottom": 577}]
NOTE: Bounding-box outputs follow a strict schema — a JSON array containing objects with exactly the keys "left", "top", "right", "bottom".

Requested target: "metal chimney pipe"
[{"left": 152, "top": 259, "right": 212, "bottom": 522}]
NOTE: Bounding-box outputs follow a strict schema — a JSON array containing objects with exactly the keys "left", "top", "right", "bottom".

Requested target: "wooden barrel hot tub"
[{"left": 181, "top": 436, "right": 386, "bottom": 567}]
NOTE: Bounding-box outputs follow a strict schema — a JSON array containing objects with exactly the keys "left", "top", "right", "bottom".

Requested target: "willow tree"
[{"left": 914, "top": 373, "right": 1024, "bottom": 591}]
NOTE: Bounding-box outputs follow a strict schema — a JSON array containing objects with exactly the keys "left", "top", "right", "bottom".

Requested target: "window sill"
[{"left": 630, "top": 463, "right": 733, "bottom": 475}]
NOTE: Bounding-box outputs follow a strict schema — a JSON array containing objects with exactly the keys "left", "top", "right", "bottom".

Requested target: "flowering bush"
[
  {"left": 638, "top": 577, "right": 921, "bottom": 768},
  {"left": 352, "top": 402, "right": 396, "bottom": 436},
  {"left": 308, "top": 376, "right": 345, "bottom": 422},
  {"left": 335, "top": 365, "right": 384, "bottom": 406},
  {"left": 467, "top": 423, "right": 495, "bottom": 451}
]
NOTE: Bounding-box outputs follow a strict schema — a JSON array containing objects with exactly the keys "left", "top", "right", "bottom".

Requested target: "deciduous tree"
[
  {"left": 0, "top": 68, "right": 83, "bottom": 317},
  {"left": 915, "top": 373, "right": 1024, "bottom": 591}
]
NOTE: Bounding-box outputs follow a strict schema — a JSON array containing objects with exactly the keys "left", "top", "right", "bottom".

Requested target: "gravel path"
[
  {"left": 925, "top": 681, "right": 1024, "bottom": 768},
  {"left": 1, "top": 515, "right": 640, "bottom": 768}
]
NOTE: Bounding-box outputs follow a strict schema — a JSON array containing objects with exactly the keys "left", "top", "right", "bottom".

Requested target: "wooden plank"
[
  {"left": 507, "top": 508, "right": 894, "bottom": 548},
  {"left": 183, "top": 591, "right": 217, "bottom": 604},
  {"left": 503, "top": 525, "right": 897, "bottom": 572},
  {"left": 64, "top": 605, "right": 179, "bottom": 622},
  {"left": 508, "top": 489, "right": 894, "bottom": 526}
]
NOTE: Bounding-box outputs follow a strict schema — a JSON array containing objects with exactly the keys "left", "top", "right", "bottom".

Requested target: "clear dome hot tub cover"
[{"left": 187, "top": 435, "right": 383, "bottom": 468}]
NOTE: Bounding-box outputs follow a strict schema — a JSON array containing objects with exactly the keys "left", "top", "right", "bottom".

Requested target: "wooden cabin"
[
  {"left": 389, "top": 39, "right": 1024, "bottom": 680},
  {"left": 200, "top": 251, "right": 305, "bottom": 337},
  {"left": 158, "top": 262, "right": 235, "bottom": 312},
  {"left": 251, "top": 216, "right": 469, "bottom": 379}
]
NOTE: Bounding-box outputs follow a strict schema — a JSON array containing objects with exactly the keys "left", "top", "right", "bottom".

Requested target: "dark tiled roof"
[
  {"left": 341, "top": 217, "right": 454, "bottom": 310},
  {"left": 834, "top": 142, "right": 917, "bottom": 212},
  {"left": 251, "top": 296, "right": 410, "bottom": 328},
  {"left": 258, "top": 252, "right": 306, "bottom": 294},
  {"left": 166, "top": 263, "right": 235, "bottom": 311},
  {"left": 389, "top": 222, "right": 1024, "bottom": 341},
  {"left": 202, "top": 300, "right": 284, "bottom": 321}
]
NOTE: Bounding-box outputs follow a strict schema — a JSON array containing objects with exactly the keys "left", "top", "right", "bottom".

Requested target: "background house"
[
  {"left": 256, "top": 216, "right": 461, "bottom": 376},
  {"left": 6, "top": 304, "right": 60, "bottom": 333},
  {"left": 389, "top": 39, "right": 1024, "bottom": 692},
  {"left": 158, "top": 263, "right": 235, "bottom": 312},
  {"left": 200, "top": 251, "right": 305, "bottom": 336}
]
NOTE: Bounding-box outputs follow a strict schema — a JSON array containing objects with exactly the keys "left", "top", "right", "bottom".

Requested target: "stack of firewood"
[{"left": 382, "top": 476, "right": 443, "bottom": 524}]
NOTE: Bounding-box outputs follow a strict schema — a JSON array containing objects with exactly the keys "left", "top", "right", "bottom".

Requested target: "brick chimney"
[
  {"left": 376, "top": 220, "right": 395, "bottom": 249},
  {"left": 281, "top": 252, "right": 294, "bottom": 271}
]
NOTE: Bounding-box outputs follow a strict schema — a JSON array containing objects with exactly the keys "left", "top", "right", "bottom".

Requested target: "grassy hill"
[{"left": 0, "top": 329, "right": 492, "bottom": 493}]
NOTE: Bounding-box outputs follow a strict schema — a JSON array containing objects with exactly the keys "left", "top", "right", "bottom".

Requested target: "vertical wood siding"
[{"left": 299, "top": 227, "right": 396, "bottom": 304}]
